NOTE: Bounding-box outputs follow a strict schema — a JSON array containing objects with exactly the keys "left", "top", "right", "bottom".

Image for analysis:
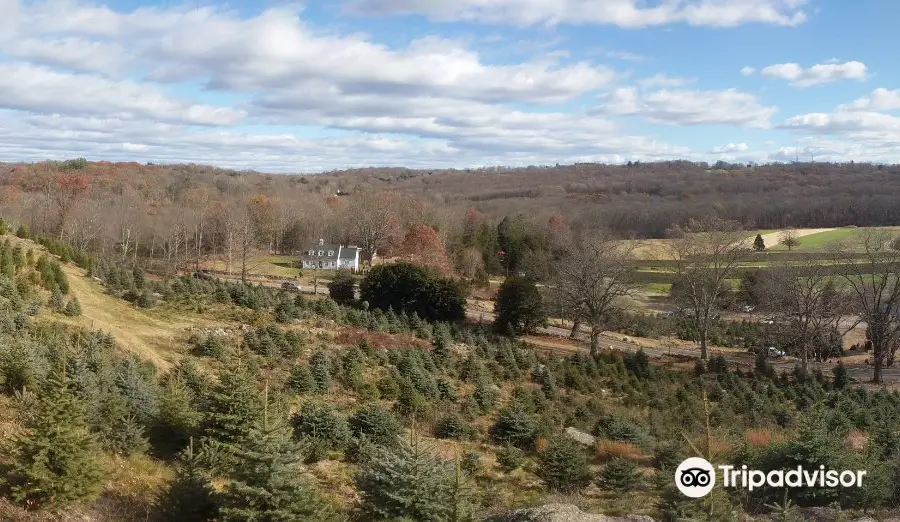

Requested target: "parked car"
[
  {"left": 281, "top": 281, "right": 302, "bottom": 292},
  {"left": 740, "top": 305, "right": 756, "bottom": 313},
  {"left": 193, "top": 270, "right": 213, "bottom": 281},
  {"left": 766, "top": 347, "right": 785, "bottom": 358}
]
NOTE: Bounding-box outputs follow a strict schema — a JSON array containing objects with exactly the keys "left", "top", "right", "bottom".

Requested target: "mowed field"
[
  {"left": 633, "top": 226, "right": 900, "bottom": 260},
  {"left": 767, "top": 226, "right": 900, "bottom": 251}
]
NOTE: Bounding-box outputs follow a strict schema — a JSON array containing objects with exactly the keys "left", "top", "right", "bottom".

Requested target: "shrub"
[
  {"left": 496, "top": 444, "right": 525, "bottom": 472},
  {"left": 490, "top": 404, "right": 540, "bottom": 449},
  {"left": 356, "top": 437, "right": 458, "bottom": 521},
  {"left": 348, "top": 404, "right": 401, "bottom": 446},
  {"left": 434, "top": 414, "right": 471, "bottom": 440},
  {"left": 1, "top": 373, "right": 108, "bottom": 510},
  {"left": 49, "top": 288, "right": 65, "bottom": 311},
  {"left": 537, "top": 437, "right": 592, "bottom": 494},
  {"left": 328, "top": 270, "right": 356, "bottom": 305},
  {"left": 64, "top": 297, "right": 82, "bottom": 317},
  {"left": 291, "top": 403, "right": 351, "bottom": 451},
  {"left": 309, "top": 350, "right": 332, "bottom": 393},
  {"left": 596, "top": 457, "right": 644, "bottom": 493},
  {"left": 594, "top": 413, "right": 650, "bottom": 445},
  {"left": 360, "top": 262, "right": 466, "bottom": 322}
]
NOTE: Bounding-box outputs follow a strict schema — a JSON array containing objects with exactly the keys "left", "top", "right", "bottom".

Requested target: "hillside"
[
  {"left": 5, "top": 160, "right": 900, "bottom": 242},
  {"left": 4, "top": 225, "right": 900, "bottom": 521}
]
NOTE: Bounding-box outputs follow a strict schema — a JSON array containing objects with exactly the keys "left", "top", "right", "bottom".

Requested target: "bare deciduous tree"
[
  {"left": 551, "top": 235, "right": 636, "bottom": 355},
  {"left": 346, "top": 191, "right": 401, "bottom": 262},
  {"left": 830, "top": 229, "right": 900, "bottom": 383},
  {"left": 779, "top": 228, "right": 801, "bottom": 251},
  {"left": 764, "top": 261, "right": 846, "bottom": 373},
  {"left": 668, "top": 217, "right": 748, "bottom": 361}
]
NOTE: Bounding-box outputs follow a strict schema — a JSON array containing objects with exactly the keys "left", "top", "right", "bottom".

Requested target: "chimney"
[{"left": 318, "top": 238, "right": 324, "bottom": 246}]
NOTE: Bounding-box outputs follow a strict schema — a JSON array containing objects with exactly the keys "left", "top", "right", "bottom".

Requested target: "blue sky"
[{"left": 1, "top": 0, "right": 898, "bottom": 172}]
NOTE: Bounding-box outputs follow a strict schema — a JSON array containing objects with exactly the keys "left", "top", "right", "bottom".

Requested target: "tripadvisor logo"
[{"left": 675, "top": 458, "right": 867, "bottom": 498}]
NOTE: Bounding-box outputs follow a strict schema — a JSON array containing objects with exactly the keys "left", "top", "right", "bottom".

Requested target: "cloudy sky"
[{"left": 1, "top": 0, "right": 898, "bottom": 172}]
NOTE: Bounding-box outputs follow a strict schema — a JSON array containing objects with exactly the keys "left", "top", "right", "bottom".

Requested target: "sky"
[{"left": 1, "top": 0, "right": 899, "bottom": 173}]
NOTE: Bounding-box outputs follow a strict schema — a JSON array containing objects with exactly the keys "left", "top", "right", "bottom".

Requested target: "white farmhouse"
[{"left": 300, "top": 239, "right": 361, "bottom": 271}]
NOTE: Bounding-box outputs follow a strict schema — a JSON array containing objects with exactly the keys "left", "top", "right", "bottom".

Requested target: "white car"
[
  {"left": 740, "top": 305, "right": 756, "bottom": 313},
  {"left": 766, "top": 347, "right": 785, "bottom": 358}
]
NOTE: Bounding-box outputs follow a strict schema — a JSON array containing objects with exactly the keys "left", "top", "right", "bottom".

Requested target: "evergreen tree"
[
  {"left": 348, "top": 404, "right": 401, "bottom": 446},
  {"left": 356, "top": 436, "right": 457, "bottom": 521},
  {"left": 536, "top": 436, "right": 592, "bottom": 494},
  {"left": 833, "top": 361, "right": 849, "bottom": 389},
  {"left": 199, "top": 361, "right": 265, "bottom": 471},
  {"left": 115, "top": 355, "right": 159, "bottom": 426},
  {"left": 290, "top": 363, "right": 316, "bottom": 395},
  {"left": 496, "top": 444, "right": 525, "bottom": 472},
  {"left": 493, "top": 276, "right": 546, "bottom": 334},
  {"left": 217, "top": 391, "right": 340, "bottom": 522},
  {"left": 753, "top": 234, "right": 766, "bottom": 252},
  {"left": 870, "top": 409, "right": 900, "bottom": 461},
  {"left": 597, "top": 457, "right": 644, "bottom": 492},
  {"left": 291, "top": 402, "right": 351, "bottom": 451},
  {"left": 328, "top": 270, "right": 356, "bottom": 305},
  {"left": 152, "top": 379, "right": 201, "bottom": 459},
  {"left": 49, "top": 287, "right": 65, "bottom": 311},
  {"left": 158, "top": 439, "right": 219, "bottom": 522},
  {"left": 309, "top": 350, "right": 332, "bottom": 393},
  {"left": 360, "top": 262, "right": 466, "bottom": 322},
  {"left": 1, "top": 372, "right": 108, "bottom": 510},
  {"left": 432, "top": 330, "right": 451, "bottom": 367},
  {"left": 64, "top": 297, "right": 82, "bottom": 316},
  {"left": 489, "top": 404, "right": 539, "bottom": 449}
]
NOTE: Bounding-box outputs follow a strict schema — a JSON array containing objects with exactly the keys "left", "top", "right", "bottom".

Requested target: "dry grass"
[
  {"left": 594, "top": 440, "right": 645, "bottom": 463},
  {"left": 745, "top": 428, "right": 789, "bottom": 448},
  {"left": 847, "top": 429, "right": 868, "bottom": 450},
  {"left": 334, "top": 327, "right": 430, "bottom": 350},
  {"left": 49, "top": 264, "right": 211, "bottom": 370}
]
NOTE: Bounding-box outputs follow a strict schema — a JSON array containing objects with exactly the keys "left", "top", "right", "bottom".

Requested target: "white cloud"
[
  {"left": 839, "top": 88, "right": 900, "bottom": 112},
  {"left": 345, "top": 0, "right": 809, "bottom": 28},
  {"left": 638, "top": 74, "right": 693, "bottom": 88},
  {"left": 0, "top": 62, "right": 246, "bottom": 126},
  {"left": 599, "top": 87, "right": 777, "bottom": 128},
  {"left": 0, "top": 110, "right": 691, "bottom": 172},
  {"left": 740, "top": 66, "right": 755, "bottom": 76},
  {"left": 0, "top": 0, "right": 715, "bottom": 170},
  {"left": 781, "top": 111, "right": 900, "bottom": 134},
  {"left": 603, "top": 49, "right": 645, "bottom": 62},
  {"left": 710, "top": 142, "right": 749, "bottom": 154},
  {"left": 2, "top": 37, "right": 132, "bottom": 75},
  {"left": 761, "top": 60, "right": 868, "bottom": 87},
  {"left": 10, "top": 4, "right": 615, "bottom": 105}
]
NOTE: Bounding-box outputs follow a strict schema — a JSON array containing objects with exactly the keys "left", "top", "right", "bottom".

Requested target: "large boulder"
[
  {"left": 564, "top": 426, "right": 596, "bottom": 447},
  {"left": 485, "top": 504, "right": 656, "bottom": 522}
]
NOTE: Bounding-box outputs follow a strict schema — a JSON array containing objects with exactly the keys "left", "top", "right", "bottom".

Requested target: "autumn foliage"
[{"left": 399, "top": 224, "right": 452, "bottom": 275}]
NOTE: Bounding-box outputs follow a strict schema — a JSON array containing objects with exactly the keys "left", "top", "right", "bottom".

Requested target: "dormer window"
[
  {"left": 308, "top": 250, "right": 314, "bottom": 256},
  {"left": 318, "top": 250, "right": 324, "bottom": 256},
  {"left": 328, "top": 250, "right": 334, "bottom": 257}
]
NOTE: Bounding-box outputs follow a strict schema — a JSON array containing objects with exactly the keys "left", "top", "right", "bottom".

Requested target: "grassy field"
[
  {"left": 768, "top": 227, "right": 900, "bottom": 252},
  {"left": 204, "top": 254, "right": 299, "bottom": 278}
]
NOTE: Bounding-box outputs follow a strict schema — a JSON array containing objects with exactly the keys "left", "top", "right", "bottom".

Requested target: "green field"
[{"left": 769, "top": 227, "right": 900, "bottom": 252}]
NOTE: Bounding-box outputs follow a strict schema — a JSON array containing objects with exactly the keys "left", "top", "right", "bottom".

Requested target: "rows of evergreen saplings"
[{"left": 5, "top": 245, "right": 900, "bottom": 519}]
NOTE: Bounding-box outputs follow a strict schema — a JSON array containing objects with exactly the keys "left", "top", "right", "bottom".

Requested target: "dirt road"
[{"left": 466, "top": 306, "right": 896, "bottom": 386}]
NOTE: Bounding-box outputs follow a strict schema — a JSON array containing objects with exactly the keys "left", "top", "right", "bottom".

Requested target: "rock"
[
  {"left": 564, "top": 427, "right": 596, "bottom": 447},
  {"left": 485, "top": 504, "right": 656, "bottom": 522}
]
